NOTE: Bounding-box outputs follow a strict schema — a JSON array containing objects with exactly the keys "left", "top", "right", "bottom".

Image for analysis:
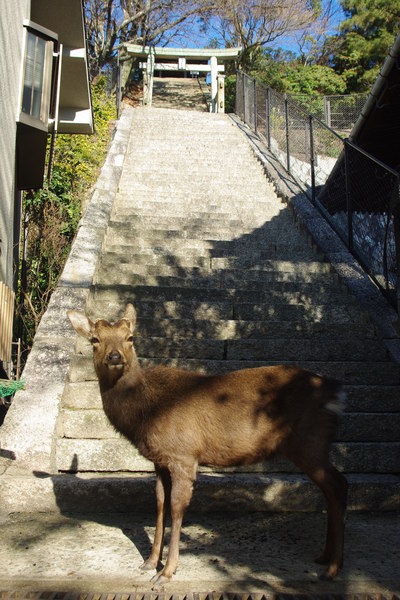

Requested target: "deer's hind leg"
[
  {"left": 294, "top": 455, "right": 348, "bottom": 580},
  {"left": 309, "top": 462, "right": 348, "bottom": 579},
  {"left": 285, "top": 433, "right": 348, "bottom": 580},
  {"left": 141, "top": 466, "right": 171, "bottom": 571}
]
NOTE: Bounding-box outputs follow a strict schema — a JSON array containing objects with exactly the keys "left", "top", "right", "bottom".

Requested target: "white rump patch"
[{"left": 325, "top": 389, "right": 346, "bottom": 416}]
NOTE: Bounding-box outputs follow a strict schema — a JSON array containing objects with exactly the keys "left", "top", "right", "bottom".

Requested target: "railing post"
[
  {"left": 235, "top": 71, "right": 239, "bottom": 116},
  {"left": 243, "top": 73, "right": 247, "bottom": 125},
  {"left": 285, "top": 96, "right": 290, "bottom": 173},
  {"left": 393, "top": 175, "right": 400, "bottom": 316},
  {"left": 253, "top": 77, "right": 257, "bottom": 134},
  {"left": 344, "top": 140, "right": 354, "bottom": 252},
  {"left": 266, "top": 87, "right": 271, "bottom": 150},
  {"left": 116, "top": 56, "right": 122, "bottom": 119},
  {"left": 309, "top": 115, "right": 316, "bottom": 205}
]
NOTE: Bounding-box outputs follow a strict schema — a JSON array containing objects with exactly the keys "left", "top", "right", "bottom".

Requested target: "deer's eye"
[{"left": 90, "top": 337, "right": 100, "bottom": 345}]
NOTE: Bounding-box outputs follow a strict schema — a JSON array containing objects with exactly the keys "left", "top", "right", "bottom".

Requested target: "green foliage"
[
  {"left": 330, "top": 0, "right": 400, "bottom": 92},
  {"left": 18, "top": 76, "right": 116, "bottom": 353},
  {"left": 283, "top": 64, "right": 347, "bottom": 96},
  {"left": 224, "top": 74, "right": 237, "bottom": 113},
  {"left": 247, "top": 50, "right": 347, "bottom": 97}
]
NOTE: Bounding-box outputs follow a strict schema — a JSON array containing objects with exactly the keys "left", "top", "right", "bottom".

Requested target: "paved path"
[{"left": 0, "top": 511, "right": 399, "bottom": 595}]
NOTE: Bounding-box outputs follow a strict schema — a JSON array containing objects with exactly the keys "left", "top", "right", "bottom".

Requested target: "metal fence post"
[
  {"left": 266, "top": 88, "right": 271, "bottom": 150},
  {"left": 243, "top": 73, "right": 247, "bottom": 125},
  {"left": 344, "top": 140, "right": 354, "bottom": 252},
  {"left": 253, "top": 78, "right": 257, "bottom": 134},
  {"left": 309, "top": 115, "right": 316, "bottom": 205},
  {"left": 285, "top": 97, "right": 290, "bottom": 173},
  {"left": 235, "top": 71, "right": 239, "bottom": 116},
  {"left": 116, "top": 55, "right": 122, "bottom": 119},
  {"left": 393, "top": 175, "right": 400, "bottom": 316}
]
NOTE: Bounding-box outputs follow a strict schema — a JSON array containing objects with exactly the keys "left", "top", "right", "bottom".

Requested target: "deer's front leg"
[
  {"left": 141, "top": 466, "right": 171, "bottom": 571},
  {"left": 151, "top": 462, "right": 196, "bottom": 588}
]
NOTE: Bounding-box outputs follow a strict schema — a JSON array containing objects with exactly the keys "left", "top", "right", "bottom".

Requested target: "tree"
[
  {"left": 252, "top": 48, "right": 346, "bottom": 96},
  {"left": 85, "top": 0, "right": 212, "bottom": 78},
  {"left": 331, "top": 0, "right": 400, "bottom": 92},
  {"left": 202, "top": 0, "right": 322, "bottom": 70},
  {"left": 284, "top": 63, "right": 347, "bottom": 94},
  {"left": 292, "top": 0, "right": 341, "bottom": 66}
]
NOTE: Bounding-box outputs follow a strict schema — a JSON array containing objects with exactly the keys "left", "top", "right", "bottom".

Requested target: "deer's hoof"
[
  {"left": 140, "top": 559, "right": 157, "bottom": 571},
  {"left": 151, "top": 572, "right": 171, "bottom": 589},
  {"left": 319, "top": 565, "right": 338, "bottom": 581}
]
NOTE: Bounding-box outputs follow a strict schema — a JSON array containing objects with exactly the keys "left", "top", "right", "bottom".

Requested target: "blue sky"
[{"left": 172, "top": 0, "right": 345, "bottom": 53}]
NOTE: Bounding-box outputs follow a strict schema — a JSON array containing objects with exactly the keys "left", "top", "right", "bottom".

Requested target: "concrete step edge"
[{"left": 2, "top": 472, "right": 397, "bottom": 513}]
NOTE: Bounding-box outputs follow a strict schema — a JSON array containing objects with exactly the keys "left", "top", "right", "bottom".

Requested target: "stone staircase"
[
  {"left": 152, "top": 77, "right": 208, "bottom": 111},
  {"left": 57, "top": 107, "right": 399, "bottom": 512}
]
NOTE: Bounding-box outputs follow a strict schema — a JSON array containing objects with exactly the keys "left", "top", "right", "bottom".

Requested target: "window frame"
[{"left": 18, "top": 20, "right": 58, "bottom": 132}]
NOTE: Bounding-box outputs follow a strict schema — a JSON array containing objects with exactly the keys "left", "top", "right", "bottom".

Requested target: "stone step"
[
  {"left": 127, "top": 317, "right": 377, "bottom": 341},
  {"left": 121, "top": 335, "right": 388, "bottom": 362},
  {"left": 93, "top": 262, "right": 339, "bottom": 286},
  {"left": 120, "top": 183, "right": 273, "bottom": 197},
  {"left": 87, "top": 293, "right": 369, "bottom": 325},
  {"left": 108, "top": 214, "right": 281, "bottom": 232},
  {"left": 93, "top": 270, "right": 347, "bottom": 294},
  {"left": 90, "top": 283, "right": 353, "bottom": 308},
  {"left": 111, "top": 206, "right": 276, "bottom": 224},
  {"left": 92, "top": 266, "right": 351, "bottom": 303},
  {"left": 103, "top": 244, "right": 319, "bottom": 263},
  {"left": 98, "top": 251, "right": 332, "bottom": 273},
  {"left": 74, "top": 331, "right": 387, "bottom": 363},
  {"left": 55, "top": 437, "right": 400, "bottom": 474},
  {"left": 113, "top": 188, "right": 278, "bottom": 201},
  {"left": 67, "top": 354, "right": 400, "bottom": 386},
  {"left": 6, "top": 471, "right": 397, "bottom": 513},
  {"left": 124, "top": 164, "right": 267, "bottom": 178},
  {"left": 59, "top": 407, "right": 400, "bottom": 442},
  {"left": 114, "top": 189, "right": 278, "bottom": 203},
  {"left": 101, "top": 242, "right": 317, "bottom": 263},
  {"left": 112, "top": 203, "right": 280, "bottom": 221},
  {"left": 106, "top": 220, "right": 302, "bottom": 240},
  {"left": 103, "top": 228, "right": 311, "bottom": 251},
  {"left": 124, "top": 159, "right": 264, "bottom": 173},
  {"left": 61, "top": 380, "right": 400, "bottom": 413}
]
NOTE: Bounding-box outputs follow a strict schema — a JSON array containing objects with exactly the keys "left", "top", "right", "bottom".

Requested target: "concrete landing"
[{"left": 0, "top": 511, "right": 399, "bottom": 595}]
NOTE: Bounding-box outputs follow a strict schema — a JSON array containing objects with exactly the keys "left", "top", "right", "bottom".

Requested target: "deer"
[{"left": 67, "top": 303, "right": 348, "bottom": 587}]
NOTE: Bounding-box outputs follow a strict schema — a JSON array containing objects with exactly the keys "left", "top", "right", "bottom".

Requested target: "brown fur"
[{"left": 68, "top": 303, "right": 348, "bottom": 586}]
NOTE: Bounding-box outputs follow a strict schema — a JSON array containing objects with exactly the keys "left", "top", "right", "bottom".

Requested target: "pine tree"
[{"left": 333, "top": 0, "right": 400, "bottom": 92}]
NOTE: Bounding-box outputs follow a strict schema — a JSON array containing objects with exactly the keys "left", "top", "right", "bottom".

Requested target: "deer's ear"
[
  {"left": 67, "top": 310, "right": 94, "bottom": 339},
  {"left": 123, "top": 303, "right": 137, "bottom": 332}
]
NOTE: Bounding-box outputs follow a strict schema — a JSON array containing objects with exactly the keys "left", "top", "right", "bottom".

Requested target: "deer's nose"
[{"left": 108, "top": 351, "right": 122, "bottom": 365}]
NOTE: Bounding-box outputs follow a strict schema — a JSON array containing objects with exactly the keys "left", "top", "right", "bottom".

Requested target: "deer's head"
[{"left": 68, "top": 303, "right": 138, "bottom": 378}]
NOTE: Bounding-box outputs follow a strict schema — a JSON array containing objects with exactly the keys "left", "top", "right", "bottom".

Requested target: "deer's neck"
[{"left": 97, "top": 359, "right": 151, "bottom": 441}]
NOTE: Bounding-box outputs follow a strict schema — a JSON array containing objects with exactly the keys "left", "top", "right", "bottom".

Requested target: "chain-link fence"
[
  {"left": 236, "top": 70, "right": 400, "bottom": 311},
  {"left": 290, "top": 93, "right": 368, "bottom": 134}
]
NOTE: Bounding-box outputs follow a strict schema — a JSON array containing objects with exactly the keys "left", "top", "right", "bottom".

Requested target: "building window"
[{"left": 19, "top": 21, "right": 57, "bottom": 131}]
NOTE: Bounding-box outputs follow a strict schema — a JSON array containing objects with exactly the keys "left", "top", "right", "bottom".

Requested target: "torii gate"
[{"left": 123, "top": 44, "right": 241, "bottom": 112}]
